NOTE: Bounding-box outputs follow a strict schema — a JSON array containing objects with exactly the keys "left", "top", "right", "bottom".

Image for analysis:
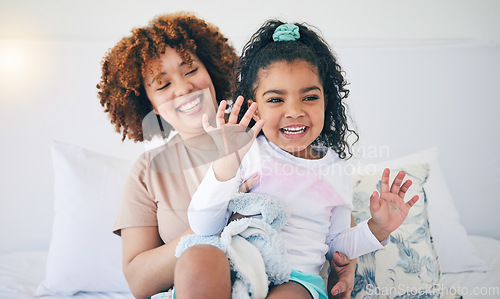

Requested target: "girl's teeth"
[
  {"left": 178, "top": 98, "right": 201, "bottom": 112},
  {"left": 282, "top": 126, "right": 306, "bottom": 134}
]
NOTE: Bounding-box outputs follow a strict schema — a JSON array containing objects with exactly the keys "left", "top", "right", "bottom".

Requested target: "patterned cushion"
[{"left": 350, "top": 163, "right": 442, "bottom": 298}]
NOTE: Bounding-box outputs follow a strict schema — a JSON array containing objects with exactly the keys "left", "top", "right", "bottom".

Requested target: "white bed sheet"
[
  {"left": 1, "top": 235, "right": 498, "bottom": 299},
  {"left": 0, "top": 251, "right": 133, "bottom": 299},
  {"left": 440, "top": 235, "right": 500, "bottom": 299}
]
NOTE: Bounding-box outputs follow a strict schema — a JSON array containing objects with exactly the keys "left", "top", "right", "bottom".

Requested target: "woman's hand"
[
  {"left": 328, "top": 252, "right": 356, "bottom": 299},
  {"left": 238, "top": 172, "right": 260, "bottom": 193},
  {"left": 228, "top": 172, "right": 261, "bottom": 223},
  {"left": 368, "top": 168, "right": 419, "bottom": 242},
  {"left": 202, "top": 96, "right": 265, "bottom": 181}
]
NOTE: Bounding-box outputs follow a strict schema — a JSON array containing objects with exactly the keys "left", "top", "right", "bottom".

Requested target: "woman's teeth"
[
  {"left": 281, "top": 126, "right": 306, "bottom": 134},
  {"left": 178, "top": 98, "right": 201, "bottom": 112}
]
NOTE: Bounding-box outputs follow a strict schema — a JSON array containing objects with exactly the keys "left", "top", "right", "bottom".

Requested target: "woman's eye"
[
  {"left": 157, "top": 82, "right": 171, "bottom": 91},
  {"left": 185, "top": 68, "right": 198, "bottom": 76},
  {"left": 267, "top": 98, "right": 283, "bottom": 103}
]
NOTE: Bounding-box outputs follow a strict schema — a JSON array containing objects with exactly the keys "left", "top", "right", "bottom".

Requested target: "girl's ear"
[{"left": 248, "top": 99, "right": 261, "bottom": 122}]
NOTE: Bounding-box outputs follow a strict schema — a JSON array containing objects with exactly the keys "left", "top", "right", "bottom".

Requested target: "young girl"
[{"left": 186, "top": 20, "right": 419, "bottom": 299}]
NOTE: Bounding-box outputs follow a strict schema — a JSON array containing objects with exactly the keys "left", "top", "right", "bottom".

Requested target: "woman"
[{"left": 97, "top": 12, "right": 355, "bottom": 299}]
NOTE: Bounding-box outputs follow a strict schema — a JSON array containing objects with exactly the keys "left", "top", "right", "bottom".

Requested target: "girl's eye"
[
  {"left": 304, "top": 95, "right": 319, "bottom": 101},
  {"left": 157, "top": 82, "right": 171, "bottom": 91},
  {"left": 267, "top": 98, "right": 283, "bottom": 103},
  {"left": 185, "top": 68, "right": 198, "bottom": 76}
]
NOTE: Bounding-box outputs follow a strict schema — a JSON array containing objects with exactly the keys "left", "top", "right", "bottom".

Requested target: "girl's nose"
[
  {"left": 285, "top": 102, "right": 305, "bottom": 118},
  {"left": 173, "top": 78, "right": 193, "bottom": 98}
]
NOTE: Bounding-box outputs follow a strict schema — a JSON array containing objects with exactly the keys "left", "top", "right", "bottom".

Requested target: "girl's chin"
[
  {"left": 281, "top": 144, "right": 322, "bottom": 159},
  {"left": 283, "top": 146, "right": 308, "bottom": 156}
]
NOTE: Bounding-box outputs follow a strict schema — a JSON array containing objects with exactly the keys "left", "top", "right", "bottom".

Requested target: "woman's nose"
[{"left": 173, "top": 78, "right": 193, "bottom": 98}]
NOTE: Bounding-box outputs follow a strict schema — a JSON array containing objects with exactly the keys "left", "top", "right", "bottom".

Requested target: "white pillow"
[
  {"left": 356, "top": 148, "right": 488, "bottom": 273},
  {"left": 351, "top": 163, "right": 442, "bottom": 298},
  {"left": 36, "top": 141, "right": 133, "bottom": 296}
]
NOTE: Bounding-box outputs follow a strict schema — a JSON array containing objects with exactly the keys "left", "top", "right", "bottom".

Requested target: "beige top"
[{"left": 113, "top": 134, "right": 218, "bottom": 243}]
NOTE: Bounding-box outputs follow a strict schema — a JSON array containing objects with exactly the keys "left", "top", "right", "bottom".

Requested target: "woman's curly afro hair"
[
  {"left": 235, "top": 19, "right": 358, "bottom": 159},
  {"left": 97, "top": 12, "right": 238, "bottom": 142}
]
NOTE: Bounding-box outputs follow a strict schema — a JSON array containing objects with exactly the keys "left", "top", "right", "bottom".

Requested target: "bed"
[
  {"left": 0, "top": 142, "right": 498, "bottom": 299},
  {"left": 1, "top": 235, "right": 498, "bottom": 299},
  {"left": 1, "top": 17, "right": 499, "bottom": 298}
]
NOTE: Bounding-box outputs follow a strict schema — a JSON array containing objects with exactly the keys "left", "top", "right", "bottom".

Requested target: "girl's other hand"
[{"left": 368, "top": 168, "right": 419, "bottom": 242}]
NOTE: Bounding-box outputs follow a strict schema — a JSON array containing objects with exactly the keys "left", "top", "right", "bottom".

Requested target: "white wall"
[{"left": 1, "top": 0, "right": 499, "bottom": 253}]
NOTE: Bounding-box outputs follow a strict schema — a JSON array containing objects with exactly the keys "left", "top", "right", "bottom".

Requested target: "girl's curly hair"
[
  {"left": 235, "top": 20, "right": 358, "bottom": 159},
  {"left": 97, "top": 12, "right": 238, "bottom": 142}
]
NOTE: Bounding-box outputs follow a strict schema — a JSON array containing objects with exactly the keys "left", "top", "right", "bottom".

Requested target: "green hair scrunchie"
[{"left": 272, "top": 24, "right": 300, "bottom": 42}]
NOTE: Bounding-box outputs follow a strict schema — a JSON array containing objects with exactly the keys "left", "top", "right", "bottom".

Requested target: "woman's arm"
[{"left": 120, "top": 226, "right": 192, "bottom": 299}]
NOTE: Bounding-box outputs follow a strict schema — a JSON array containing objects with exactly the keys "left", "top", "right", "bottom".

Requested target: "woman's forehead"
[{"left": 144, "top": 48, "right": 199, "bottom": 81}]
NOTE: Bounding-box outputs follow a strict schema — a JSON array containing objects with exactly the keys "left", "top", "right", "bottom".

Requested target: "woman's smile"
[{"left": 175, "top": 91, "right": 203, "bottom": 114}]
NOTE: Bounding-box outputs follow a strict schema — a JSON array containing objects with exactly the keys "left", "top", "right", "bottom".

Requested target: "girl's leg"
[
  {"left": 174, "top": 244, "right": 231, "bottom": 299},
  {"left": 267, "top": 281, "right": 313, "bottom": 299}
]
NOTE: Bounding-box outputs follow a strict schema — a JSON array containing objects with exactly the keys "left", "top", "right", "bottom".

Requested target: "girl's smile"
[
  {"left": 251, "top": 60, "right": 326, "bottom": 159},
  {"left": 280, "top": 125, "right": 308, "bottom": 138}
]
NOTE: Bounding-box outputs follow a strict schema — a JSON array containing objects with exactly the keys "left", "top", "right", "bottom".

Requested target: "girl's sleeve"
[
  {"left": 326, "top": 206, "right": 389, "bottom": 260},
  {"left": 188, "top": 140, "right": 261, "bottom": 236},
  {"left": 188, "top": 164, "right": 241, "bottom": 236},
  {"left": 325, "top": 170, "right": 389, "bottom": 260}
]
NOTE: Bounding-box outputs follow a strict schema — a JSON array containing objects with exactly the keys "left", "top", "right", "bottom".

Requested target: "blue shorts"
[
  {"left": 289, "top": 269, "right": 328, "bottom": 299},
  {"left": 164, "top": 269, "right": 327, "bottom": 299}
]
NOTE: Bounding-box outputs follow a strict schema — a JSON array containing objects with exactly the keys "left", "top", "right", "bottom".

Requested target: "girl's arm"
[
  {"left": 327, "top": 206, "right": 388, "bottom": 260},
  {"left": 121, "top": 174, "right": 262, "bottom": 298},
  {"left": 120, "top": 226, "right": 192, "bottom": 299},
  {"left": 328, "top": 168, "right": 418, "bottom": 259},
  {"left": 188, "top": 164, "right": 242, "bottom": 235},
  {"left": 188, "top": 97, "right": 264, "bottom": 235}
]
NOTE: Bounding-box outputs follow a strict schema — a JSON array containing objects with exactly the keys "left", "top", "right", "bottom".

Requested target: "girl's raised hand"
[
  {"left": 202, "top": 96, "right": 265, "bottom": 158},
  {"left": 367, "top": 168, "right": 419, "bottom": 242},
  {"left": 202, "top": 96, "right": 265, "bottom": 181}
]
